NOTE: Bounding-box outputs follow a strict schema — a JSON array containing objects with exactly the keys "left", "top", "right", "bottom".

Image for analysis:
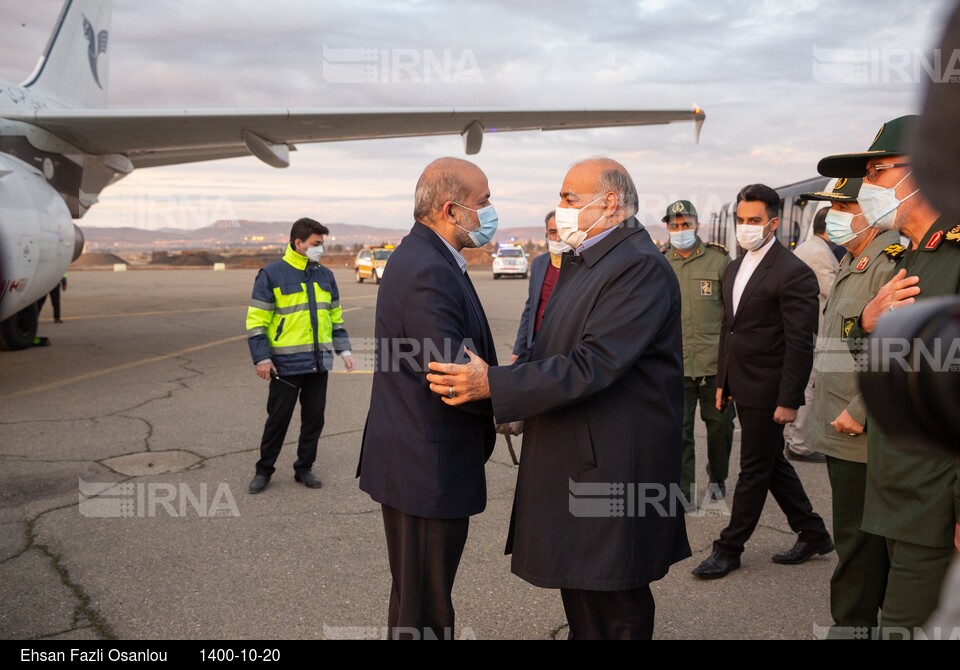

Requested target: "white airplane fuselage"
[{"left": 1, "top": 81, "right": 88, "bottom": 329}]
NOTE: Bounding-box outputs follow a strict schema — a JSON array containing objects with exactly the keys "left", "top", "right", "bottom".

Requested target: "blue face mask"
[
  {"left": 824, "top": 209, "right": 869, "bottom": 246},
  {"left": 454, "top": 202, "right": 499, "bottom": 247},
  {"left": 669, "top": 229, "right": 697, "bottom": 250}
]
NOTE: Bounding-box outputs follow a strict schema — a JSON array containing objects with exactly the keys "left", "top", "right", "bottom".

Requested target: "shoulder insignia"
[
  {"left": 705, "top": 242, "right": 728, "bottom": 254},
  {"left": 882, "top": 243, "right": 906, "bottom": 259},
  {"left": 946, "top": 223, "right": 960, "bottom": 243},
  {"left": 924, "top": 230, "right": 944, "bottom": 250},
  {"left": 856, "top": 256, "right": 869, "bottom": 271}
]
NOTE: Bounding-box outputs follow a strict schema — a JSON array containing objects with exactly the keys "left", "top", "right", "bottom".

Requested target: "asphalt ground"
[{"left": 0, "top": 265, "right": 836, "bottom": 640}]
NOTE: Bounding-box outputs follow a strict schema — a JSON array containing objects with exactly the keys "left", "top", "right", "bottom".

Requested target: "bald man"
[
  {"left": 426, "top": 157, "right": 690, "bottom": 639},
  {"left": 357, "top": 158, "right": 499, "bottom": 640}
]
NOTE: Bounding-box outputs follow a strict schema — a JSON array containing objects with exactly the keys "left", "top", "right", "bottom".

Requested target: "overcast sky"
[{"left": 0, "top": 0, "right": 954, "bottom": 230}]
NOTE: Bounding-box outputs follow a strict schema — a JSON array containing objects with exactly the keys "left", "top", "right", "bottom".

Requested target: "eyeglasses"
[{"left": 865, "top": 162, "right": 911, "bottom": 180}]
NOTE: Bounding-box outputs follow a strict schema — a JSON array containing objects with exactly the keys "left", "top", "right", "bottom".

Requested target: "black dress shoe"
[
  {"left": 294, "top": 470, "right": 323, "bottom": 489},
  {"left": 692, "top": 551, "right": 741, "bottom": 579},
  {"left": 248, "top": 474, "right": 270, "bottom": 494},
  {"left": 772, "top": 537, "right": 834, "bottom": 565},
  {"left": 785, "top": 449, "right": 826, "bottom": 463}
]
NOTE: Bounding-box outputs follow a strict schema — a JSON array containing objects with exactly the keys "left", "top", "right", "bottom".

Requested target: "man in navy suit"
[
  {"left": 511, "top": 210, "right": 570, "bottom": 362},
  {"left": 357, "top": 157, "right": 499, "bottom": 640}
]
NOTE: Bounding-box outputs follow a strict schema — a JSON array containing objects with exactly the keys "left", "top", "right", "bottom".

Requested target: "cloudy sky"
[{"left": 0, "top": 0, "right": 954, "bottom": 230}]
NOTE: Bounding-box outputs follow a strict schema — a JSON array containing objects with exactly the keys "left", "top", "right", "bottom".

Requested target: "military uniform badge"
[{"left": 883, "top": 244, "right": 906, "bottom": 259}]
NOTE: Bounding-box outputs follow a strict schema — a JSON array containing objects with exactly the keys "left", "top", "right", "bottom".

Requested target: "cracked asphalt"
[{"left": 0, "top": 266, "right": 836, "bottom": 640}]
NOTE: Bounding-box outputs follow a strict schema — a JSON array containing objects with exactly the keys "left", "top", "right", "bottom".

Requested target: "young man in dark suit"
[
  {"left": 692, "top": 184, "right": 833, "bottom": 579},
  {"left": 357, "top": 157, "right": 498, "bottom": 640}
]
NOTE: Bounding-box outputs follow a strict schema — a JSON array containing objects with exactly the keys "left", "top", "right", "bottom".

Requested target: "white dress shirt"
[{"left": 732, "top": 236, "right": 777, "bottom": 315}]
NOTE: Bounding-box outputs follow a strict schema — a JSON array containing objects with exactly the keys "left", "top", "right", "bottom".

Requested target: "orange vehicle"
[{"left": 354, "top": 244, "right": 395, "bottom": 284}]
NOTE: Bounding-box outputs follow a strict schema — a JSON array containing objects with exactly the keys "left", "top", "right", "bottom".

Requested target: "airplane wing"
[{"left": 7, "top": 107, "right": 705, "bottom": 168}]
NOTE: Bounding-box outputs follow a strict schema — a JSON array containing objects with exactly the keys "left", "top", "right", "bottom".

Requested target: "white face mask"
[
  {"left": 555, "top": 194, "right": 607, "bottom": 249},
  {"left": 858, "top": 171, "right": 919, "bottom": 231},
  {"left": 736, "top": 220, "right": 772, "bottom": 252},
  {"left": 305, "top": 245, "right": 325, "bottom": 263},
  {"left": 548, "top": 239, "right": 572, "bottom": 256}
]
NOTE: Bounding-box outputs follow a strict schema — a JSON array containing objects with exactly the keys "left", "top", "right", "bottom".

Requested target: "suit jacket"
[
  {"left": 357, "top": 222, "right": 498, "bottom": 520},
  {"left": 716, "top": 241, "right": 819, "bottom": 410},
  {"left": 512, "top": 252, "right": 551, "bottom": 356},
  {"left": 488, "top": 219, "right": 691, "bottom": 591}
]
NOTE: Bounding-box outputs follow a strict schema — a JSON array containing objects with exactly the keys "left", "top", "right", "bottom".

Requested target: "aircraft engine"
[{"left": 0, "top": 153, "right": 78, "bottom": 350}]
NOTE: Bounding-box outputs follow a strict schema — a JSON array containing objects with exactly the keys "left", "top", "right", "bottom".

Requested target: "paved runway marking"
[
  {"left": 3, "top": 309, "right": 364, "bottom": 398},
  {"left": 1, "top": 335, "right": 248, "bottom": 399}
]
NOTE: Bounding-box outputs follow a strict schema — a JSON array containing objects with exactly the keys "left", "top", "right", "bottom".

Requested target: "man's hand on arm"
[
  {"left": 426, "top": 349, "right": 491, "bottom": 405},
  {"left": 860, "top": 269, "right": 921, "bottom": 333},
  {"left": 256, "top": 360, "right": 277, "bottom": 381},
  {"left": 774, "top": 406, "right": 798, "bottom": 425}
]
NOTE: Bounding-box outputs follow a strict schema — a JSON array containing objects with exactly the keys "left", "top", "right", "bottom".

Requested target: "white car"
[{"left": 492, "top": 246, "right": 529, "bottom": 279}]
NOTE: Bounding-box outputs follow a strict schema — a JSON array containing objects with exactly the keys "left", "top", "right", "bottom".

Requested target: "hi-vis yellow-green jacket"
[{"left": 246, "top": 245, "right": 351, "bottom": 376}]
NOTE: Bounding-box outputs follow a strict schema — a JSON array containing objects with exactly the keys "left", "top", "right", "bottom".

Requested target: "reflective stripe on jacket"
[{"left": 246, "top": 245, "right": 350, "bottom": 376}]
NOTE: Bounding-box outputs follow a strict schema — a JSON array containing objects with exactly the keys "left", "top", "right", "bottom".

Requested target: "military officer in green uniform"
[
  {"left": 819, "top": 115, "right": 960, "bottom": 636},
  {"left": 802, "top": 176, "right": 899, "bottom": 637},
  {"left": 662, "top": 200, "right": 735, "bottom": 506}
]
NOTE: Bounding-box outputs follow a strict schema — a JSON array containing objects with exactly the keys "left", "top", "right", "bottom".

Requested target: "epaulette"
[
  {"left": 705, "top": 242, "right": 728, "bottom": 254},
  {"left": 946, "top": 223, "right": 960, "bottom": 245},
  {"left": 882, "top": 243, "right": 906, "bottom": 259}
]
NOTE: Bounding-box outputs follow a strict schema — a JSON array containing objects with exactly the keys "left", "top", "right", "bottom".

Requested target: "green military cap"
[
  {"left": 817, "top": 115, "right": 918, "bottom": 177},
  {"left": 802, "top": 177, "right": 863, "bottom": 202},
  {"left": 662, "top": 199, "right": 698, "bottom": 223}
]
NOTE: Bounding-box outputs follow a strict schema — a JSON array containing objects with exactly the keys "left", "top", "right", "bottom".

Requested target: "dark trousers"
[
  {"left": 255, "top": 371, "right": 328, "bottom": 476},
  {"left": 560, "top": 586, "right": 655, "bottom": 640},
  {"left": 880, "top": 538, "right": 955, "bottom": 635},
  {"left": 381, "top": 504, "right": 469, "bottom": 640},
  {"left": 825, "top": 456, "right": 888, "bottom": 636},
  {"left": 714, "top": 404, "right": 829, "bottom": 555},
  {"left": 681, "top": 375, "right": 734, "bottom": 497},
  {"left": 35, "top": 285, "right": 61, "bottom": 321}
]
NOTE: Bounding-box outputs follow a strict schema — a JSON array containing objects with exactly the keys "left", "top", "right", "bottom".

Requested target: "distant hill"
[{"left": 81, "top": 220, "right": 669, "bottom": 253}]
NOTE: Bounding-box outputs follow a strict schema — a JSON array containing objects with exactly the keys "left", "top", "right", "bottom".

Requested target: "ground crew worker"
[
  {"left": 802, "top": 176, "right": 899, "bottom": 637},
  {"left": 36, "top": 274, "right": 67, "bottom": 324},
  {"left": 245, "top": 218, "right": 355, "bottom": 495},
  {"left": 662, "top": 199, "right": 734, "bottom": 505},
  {"left": 818, "top": 115, "right": 960, "bottom": 636}
]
